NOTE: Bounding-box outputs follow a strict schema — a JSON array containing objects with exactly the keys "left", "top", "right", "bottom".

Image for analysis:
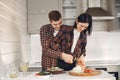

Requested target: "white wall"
[
  {"left": 0, "top": 0, "right": 30, "bottom": 67},
  {"left": 85, "top": 32, "right": 120, "bottom": 61},
  {"left": 30, "top": 32, "right": 120, "bottom": 65},
  {"left": 30, "top": 35, "right": 42, "bottom": 63}
]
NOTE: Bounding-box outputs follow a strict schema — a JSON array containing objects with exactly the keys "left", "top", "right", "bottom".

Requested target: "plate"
[
  {"left": 68, "top": 70, "right": 101, "bottom": 76},
  {"left": 35, "top": 71, "right": 51, "bottom": 76},
  {"left": 35, "top": 75, "right": 51, "bottom": 79},
  {"left": 46, "top": 67, "right": 65, "bottom": 74},
  {"left": 47, "top": 70, "right": 65, "bottom": 74}
]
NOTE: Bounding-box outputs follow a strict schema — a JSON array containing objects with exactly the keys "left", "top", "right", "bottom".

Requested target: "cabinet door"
[
  {"left": 59, "top": 0, "right": 82, "bottom": 26},
  {"left": 28, "top": 0, "right": 59, "bottom": 34},
  {"left": 114, "top": 0, "right": 120, "bottom": 30}
]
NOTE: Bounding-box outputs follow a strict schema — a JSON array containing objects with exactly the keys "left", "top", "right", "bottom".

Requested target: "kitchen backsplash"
[{"left": 30, "top": 32, "right": 120, "bottom": 65}]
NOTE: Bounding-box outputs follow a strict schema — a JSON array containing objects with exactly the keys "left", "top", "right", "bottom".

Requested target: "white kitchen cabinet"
[
  {"left": 59, "top": 0, "right": 83, "bottom": 25},
  {"left": 27, "top": 0, "right": 120, "bottom": 33},
  {"left": 114, "top": 0, "right": 120, "bottom": 30},
  {"left": 58, "top": 0, "right": 116, "bottom": 31},
  {"left": 27, "top": 0, "right": 59, "bottom": 34}
]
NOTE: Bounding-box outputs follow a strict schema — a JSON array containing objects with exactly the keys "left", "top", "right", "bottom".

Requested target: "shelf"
[
  {"left": 63, "top": 17, "right": 76, "bottom": 20},
  {"left": 115, "top": 4, "right": 120, "bottom": 7},
  {"left": 115, "top": 4, "right": 120, "bottom": 6},
  {"left": 63, "top": 8, "right": 76, "bottom": 20},
  {"left": 116, "top": 16, "right": 120, "bottom": 18},
  {"left": 62, "top": 0, "right": 77, "bottom": 25},
  {"left": 63, "top": 5, "right": 76, "bottom": 8},
  {"left": 92, "top": 16, "right": 115, "bottom": 20}
]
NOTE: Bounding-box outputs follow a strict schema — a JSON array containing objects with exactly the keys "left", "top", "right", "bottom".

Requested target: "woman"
[
  {"left": 71, "top": 13, "right": 92, "bottom": 71},
  {"left": 50, "top": 13, "right": 92, "bottom": 71}
]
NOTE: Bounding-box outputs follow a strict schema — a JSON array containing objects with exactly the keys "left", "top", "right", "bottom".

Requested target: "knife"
[{"left": 72, "top": 54, "right": 77, "bottom": 62}]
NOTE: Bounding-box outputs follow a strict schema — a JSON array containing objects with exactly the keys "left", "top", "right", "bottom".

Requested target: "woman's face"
[{"left": 76, "top": 22, "right": 89, "bottom": 32}]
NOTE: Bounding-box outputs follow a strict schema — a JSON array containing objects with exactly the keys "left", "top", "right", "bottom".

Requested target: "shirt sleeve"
[
  {"left": 73, "top": 33, "right": 87, "bottom": 59},
  {"left": 82, "top": 34, "right": 87, "bottom": 57},
  {"left": 40, "top": 26, "right": 62, "bottom": 59}
]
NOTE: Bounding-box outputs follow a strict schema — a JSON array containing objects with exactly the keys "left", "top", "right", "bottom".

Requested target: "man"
[{"left": 40, "top": 10, "right": 73, "bottom": 71}]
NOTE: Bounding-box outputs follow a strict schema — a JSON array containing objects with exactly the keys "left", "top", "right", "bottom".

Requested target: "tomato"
[
  {"left": 35, "top": 73, "right": 41, "bottom": 76},
  {"left": 84, "top": 69, "right": 92, "bottom": 73}
]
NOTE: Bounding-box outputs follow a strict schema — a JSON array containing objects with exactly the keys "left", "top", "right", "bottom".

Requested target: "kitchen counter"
[
  {"left": 2, "top": 70, "right": 115, "bottom": 80},
  {"left": 29, "top": 60, "right": 120, "bottom": 68},
  {"left": 86, "top": 60, "right": 120, "bottom": 66}
]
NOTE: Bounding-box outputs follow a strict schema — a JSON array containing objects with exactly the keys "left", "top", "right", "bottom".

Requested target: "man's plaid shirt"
[{"left": 40, "top": 24, "right": 63, "bottom": 68}]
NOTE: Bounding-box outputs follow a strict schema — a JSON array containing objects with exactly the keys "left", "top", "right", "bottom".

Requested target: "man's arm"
[
  {"left": 40, "top": 26, "right": 62, "bottom": 59},
  {"left": 40, "top": 25, "right": 73, "bottom": 63}
]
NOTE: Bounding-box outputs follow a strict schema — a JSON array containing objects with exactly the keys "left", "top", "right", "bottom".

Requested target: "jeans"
[{"left": 57, "top": 59, "right": 76, "bottom": 71}]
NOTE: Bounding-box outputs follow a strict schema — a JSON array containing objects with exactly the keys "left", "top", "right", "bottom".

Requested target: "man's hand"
[{"left": 62, "top": 52, "right": 73, "bottom": 64}]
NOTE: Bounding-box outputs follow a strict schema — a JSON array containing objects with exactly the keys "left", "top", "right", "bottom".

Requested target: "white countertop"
[
  {"left": 2, "top": 70, "right": 115, "bottom": 80},
  {"left": 86, "top": 60, "right": 120, "bottom": 66}
]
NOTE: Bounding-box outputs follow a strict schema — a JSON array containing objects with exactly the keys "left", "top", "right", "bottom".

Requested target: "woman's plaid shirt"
[{"left": 50, "top": 25, "right": 87, "bottom": 62}]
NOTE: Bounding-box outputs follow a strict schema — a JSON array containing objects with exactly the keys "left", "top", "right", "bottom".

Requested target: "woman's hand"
[{"left": 76, "top": 55, "right": 86, "bottom": 71}]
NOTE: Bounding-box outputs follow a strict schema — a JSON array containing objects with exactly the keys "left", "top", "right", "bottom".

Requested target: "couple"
[{"left": 40, "top": 10, "right": 92, "bottom": 71}]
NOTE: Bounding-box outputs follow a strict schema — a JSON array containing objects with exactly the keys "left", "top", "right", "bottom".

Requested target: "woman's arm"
[{"left": 76, "top": 55, "right": 86, "bottom": 71}]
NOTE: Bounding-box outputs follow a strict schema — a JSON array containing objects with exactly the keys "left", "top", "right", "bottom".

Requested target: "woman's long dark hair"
[{"left": 73, "top": 13, "right": 92, "bottom": 35}]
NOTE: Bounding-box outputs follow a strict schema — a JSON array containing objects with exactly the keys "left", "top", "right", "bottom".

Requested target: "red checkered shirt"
[{"left": 40, "top": 24, "right": 63, "bottom": 68}]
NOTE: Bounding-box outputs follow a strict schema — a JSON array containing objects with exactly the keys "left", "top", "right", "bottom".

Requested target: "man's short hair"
[{"left": 49, "top": 10, "right": 61, "bottom": 22}]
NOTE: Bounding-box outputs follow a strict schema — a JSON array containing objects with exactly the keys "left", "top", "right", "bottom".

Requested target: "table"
[{"left": 2, "top": 70, "right": 115, "bottom": 80}]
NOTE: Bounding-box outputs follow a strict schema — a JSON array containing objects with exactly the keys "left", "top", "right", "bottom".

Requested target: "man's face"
[{"left": 50, "top": 18, "right": 62, "bottom": 31}]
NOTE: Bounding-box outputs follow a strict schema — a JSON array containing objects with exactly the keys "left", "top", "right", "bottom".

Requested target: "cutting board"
[{"left": 68, "top": 70, "right": 101, "bottom": 76}]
